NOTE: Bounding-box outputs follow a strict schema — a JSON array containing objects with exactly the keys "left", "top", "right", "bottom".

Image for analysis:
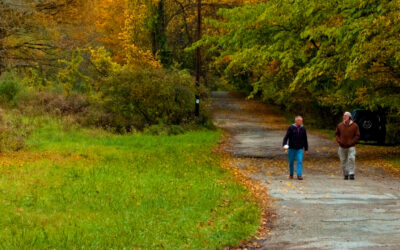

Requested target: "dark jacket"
[
  {"left": 282, "top": 124, "right": 308, "bottom": 151},
  {"left": 335, "top": 120, "right": 360, "bottom": 148}
]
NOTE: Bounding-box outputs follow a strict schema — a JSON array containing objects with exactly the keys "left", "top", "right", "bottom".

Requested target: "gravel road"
[{"left": 212, "top": 91, "right": 400, "bottom": 250}]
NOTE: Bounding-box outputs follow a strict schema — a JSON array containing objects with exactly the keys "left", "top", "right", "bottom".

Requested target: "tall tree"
[
  {"left": 200, "top": 0, "right": 400, "bottom": 118},
  {"left": 0, "top": 0, "right": 90, "bottom": 73}
]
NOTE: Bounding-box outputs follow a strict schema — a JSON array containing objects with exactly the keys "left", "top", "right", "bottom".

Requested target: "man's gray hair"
[
  {"left": 344, "top": 111, "right": 352, "bottom": 119},
  {"left": 295, "top": 116, "right": 303, "bottom": 121}
]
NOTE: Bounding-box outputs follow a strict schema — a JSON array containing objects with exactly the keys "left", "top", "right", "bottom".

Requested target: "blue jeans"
[{"left": 288, "top": 149, "right": 303, "bottom": 177}]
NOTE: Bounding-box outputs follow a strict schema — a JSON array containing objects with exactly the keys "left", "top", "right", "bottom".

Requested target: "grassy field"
[{"left": 0, "top": 118, "right": 260, "bottom": 249}]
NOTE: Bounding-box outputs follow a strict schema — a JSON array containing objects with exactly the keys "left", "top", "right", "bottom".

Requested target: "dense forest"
[
  {"left": 0, "top": 0, "right": 399, "bottom": 142},
  {"left": 199, "top": 0, "right": 400, "bottom": 143}
]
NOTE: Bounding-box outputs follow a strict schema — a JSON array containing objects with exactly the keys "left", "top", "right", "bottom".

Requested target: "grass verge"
[
  {"left": 0, "top": 117, "right": 260, "bottom": 249},
  {"left": 387, "top": 153, "right": 400, "bottom": 169}
]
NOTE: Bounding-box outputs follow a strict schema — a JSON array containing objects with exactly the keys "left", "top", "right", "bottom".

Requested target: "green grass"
[
  {"left": 387, "top": 155, "right": 400, "bottom": 169},
  {"left": 0, "top": 118, "right": 260, "bottom": 249}
]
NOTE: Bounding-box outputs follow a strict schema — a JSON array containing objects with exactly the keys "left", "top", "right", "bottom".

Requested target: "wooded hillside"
[{"left": 1, "top": 0, "right": 399, "bottom": 142}]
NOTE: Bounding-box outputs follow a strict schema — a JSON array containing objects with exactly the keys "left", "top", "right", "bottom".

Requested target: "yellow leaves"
[
  {"left": 0, "top": 151, "right": 96, "bottom": 168},
  {"left": 286, "top": 182, "right": 296, "bottom": 190},
  {"left": 242, "top": 0, "right": 266, "bottom": 4},
  {"left": 90, "top": 0, "right": 161, "bottom": 68},
  {"left": 327, "top": 15, "right": 344, "bottom": 27},
  {"left": 15, "top": 207, "right": 24, "bottom": 216},
  {"left": 219, "top": 154, "right": 273, "bottom": 241},
  {"left": 315, "top": 146, "right": 328, "bottom": 153},
  {"left": 124, "top": 44, "right": 162, "bottom": 68}
]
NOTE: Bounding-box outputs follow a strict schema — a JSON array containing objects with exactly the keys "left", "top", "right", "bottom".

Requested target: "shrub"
[
  {"left": 100, "top": 66, "right": 196, "bottom": 131},
  {"left": 386, "top": 118, "right": 400, "bottom": 145},
  {"left": 0, "top": 71, "right": 26, "bottom": 106},
  {"left": 19, "top": 91, "right": 90, "bottom": 116},
  {"left": 13, "top": 47, "right": 210, "bottom": 133}
]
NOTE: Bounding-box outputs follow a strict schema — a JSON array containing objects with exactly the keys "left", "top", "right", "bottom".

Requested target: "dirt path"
[{"left": 211, "top": 91, "right": 400, "bottom": 250}]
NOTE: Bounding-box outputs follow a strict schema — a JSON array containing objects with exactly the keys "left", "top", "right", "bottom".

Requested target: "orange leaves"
[
  {"left": 0, "top": 151, "right": 96, "bottom": 168},
  {"left": 92, "top": 0, "right": 128, "bottom": 60},
  {"left": 219, "top": 154, "right": 273, "bottom": 241},
  {"left": 90, "top": 0, "right": 161, "bottom": 67},
  {"left": 266, "top": 59, "right": 280, "bottom": 75}
]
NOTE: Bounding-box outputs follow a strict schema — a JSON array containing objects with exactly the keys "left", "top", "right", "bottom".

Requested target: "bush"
[
  {"left": 0, "top": 71, "right": 26, "bottom": 106},
  {"left": 19, "top": 91, "right": 90, "bottom": 116},
  {"left": 386, "top": 119, "right": 400, "bottom": 145},
  {"left": 99, "top": 66, "right": 196, "bottom": 131},
  {"left": 13, "top": 47, "right": 211, "bottom": 133}
]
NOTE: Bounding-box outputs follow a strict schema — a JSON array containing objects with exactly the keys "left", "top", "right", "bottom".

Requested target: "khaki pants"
[{"left": 338, "top": 147, "right": 356, "bottom": 176}]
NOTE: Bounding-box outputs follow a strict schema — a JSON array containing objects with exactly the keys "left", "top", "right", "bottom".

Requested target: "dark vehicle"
[{"left": 351, "top": 109, "right": 386, "bottom": 144}]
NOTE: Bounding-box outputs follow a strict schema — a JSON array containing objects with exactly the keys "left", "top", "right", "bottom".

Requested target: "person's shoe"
[
  {"left": 349, "top": 174, "right": 355, "bottom": 180},
  {"left": 297, "top": 176, "right": 303, "bottom": 180},
  {"left": 289, "top": 175, "right": 294, "bottom": 179},
  {"left": 344, "top": 175, "right": 349, "bottom": 180}
]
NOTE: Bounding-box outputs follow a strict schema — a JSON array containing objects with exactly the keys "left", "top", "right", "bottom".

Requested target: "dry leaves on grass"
[
  {"left": 220, "top": 154, "right": 274, "bottom": 245},
  {"left": 0, "top": 151, "right": 98, "bottom": 168}
]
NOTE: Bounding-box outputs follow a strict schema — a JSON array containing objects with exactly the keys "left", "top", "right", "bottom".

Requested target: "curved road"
[{"left": 212, "top": 91, "right": 400, "bottom": 250}]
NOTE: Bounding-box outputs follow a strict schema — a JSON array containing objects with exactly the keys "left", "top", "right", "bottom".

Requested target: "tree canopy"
[
  {"left": 0, "top": 0, "right": 399, "bottom": 140},
  {"left": 199, "top": 0, "right": 400, "bottom": 125}
]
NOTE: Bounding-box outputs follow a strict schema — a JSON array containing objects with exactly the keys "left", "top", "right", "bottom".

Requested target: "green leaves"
[{"left": 202, "top": 0, "right": 400, "bottom": 123}]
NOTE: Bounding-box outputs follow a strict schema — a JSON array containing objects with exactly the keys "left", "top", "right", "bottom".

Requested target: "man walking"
[
  {"left": 335, "top": 112, "right": 360, "bottom": 180},
  {"left": 282, "top": 116, "right": 308, "bottom": 180}
]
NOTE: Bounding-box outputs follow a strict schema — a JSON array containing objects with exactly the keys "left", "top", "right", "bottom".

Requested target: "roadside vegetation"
[
  {"left": 387, "top": 151, "right": 400, "bottom": 169},
  {"left": 197, "top": 0, "right": 400, "bottom": 144},
  {"left": 0, "top": 1, "right": 264, "bottom": 247}
]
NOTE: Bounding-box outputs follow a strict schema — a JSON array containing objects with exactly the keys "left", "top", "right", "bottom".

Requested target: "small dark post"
[{"left": 195, "top": 0, "right": 201, "bottom": 117}]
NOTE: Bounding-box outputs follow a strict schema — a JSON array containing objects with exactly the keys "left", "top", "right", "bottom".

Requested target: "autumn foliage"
[
  {"left": 1, "top": 0, "right": 399, "bottom": 142},
  {"left": 200, "top": 0, "right": 400, "bottom": 143},
  {"left": 0, "top": 0, "right": 208, "bottom": 134}
]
